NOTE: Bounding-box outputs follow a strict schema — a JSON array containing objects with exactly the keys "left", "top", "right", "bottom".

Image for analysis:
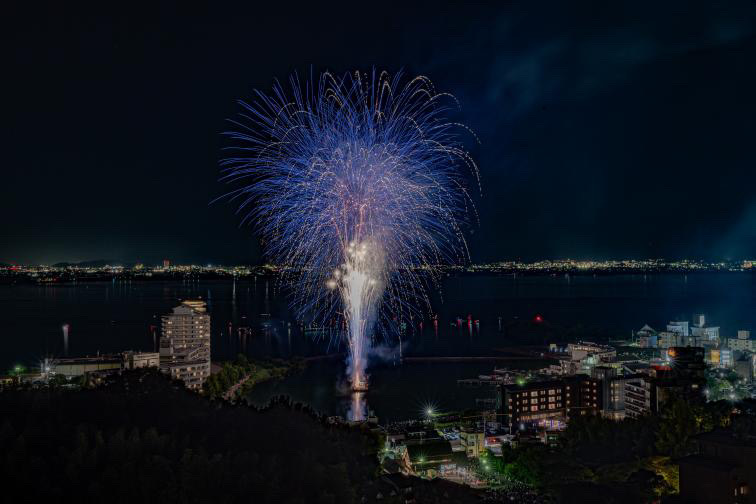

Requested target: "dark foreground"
[
  {"left": 4, "top": 369, "right": 754, "bottom": 503},
  {"left": 0, "top": 370, "right": 489, "bottom": 504}
]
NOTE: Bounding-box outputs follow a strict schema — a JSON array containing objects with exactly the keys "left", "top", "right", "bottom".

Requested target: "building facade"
[
  {"left": 160, "top": 300, "right": 211, "bottom": 358},
  {"left": 690, "top": 325, "right": 720, "bottom": 345},
  {"left": 49, "top": 352, "right": 159, "bottom": 377},
  {"left": 123, "top": 351, "right": 160, "bottom": 369},
  {"left": 625, "top": 378, "right": 654, "bottom": 419},
  {"left": 159, "top": 300, "right": 211, "bottom": 390},
  {"left": 735, "top": 357, "right": 754, "bottom": 383},
  {"left": 679, "top": 430, "right": 756, "bottom": 504},
  {"left": 625, "top": 347, "right": 705, "bottom": 419},
  {"left": 566, "top": 342, "right": 617, "bottom": 362},
  {"left": 592, "top": 366, "right": 638, "bottom": 420},
  {"left": 635, "top": 324, "right": 658, "bottom": 348},
  {"left": 720, "top": 349, "right": 734, "bottom": 368},
  {"left": 498, "top": 377, "right": 601, "bottom": 428},
  {"left": 667, "top": 321, "right": 690, "bottom": 337},
  {"left": 459, "top": 427, "right": 485, "bottom": 458},
  {"left": 51, "top": 356, "right": 123, "bottom": 377},
  {"left": 730, "top": 330, "right": 756, "bottom": 353},
  {"left": 658, "top": 331, "right": 681, "bottom": 349}
]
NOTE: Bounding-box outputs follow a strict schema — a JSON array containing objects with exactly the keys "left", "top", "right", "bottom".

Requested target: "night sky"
[{"left": 4, "top": 2, "right": 756, "bottom": 265}]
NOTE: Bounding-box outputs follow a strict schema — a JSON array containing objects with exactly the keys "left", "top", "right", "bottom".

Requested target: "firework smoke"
[{"left": 221, "top": 70, "right": 478, "bottom": 394}]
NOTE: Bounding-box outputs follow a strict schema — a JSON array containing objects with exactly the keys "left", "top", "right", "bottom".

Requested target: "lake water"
[{"left": 2, "top": 273, "right": 755, "bottom": 419}]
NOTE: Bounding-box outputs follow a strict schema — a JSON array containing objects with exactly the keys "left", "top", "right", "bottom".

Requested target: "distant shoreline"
[{"left": 1, "top": 268, "right": 752, "bottom": 286}]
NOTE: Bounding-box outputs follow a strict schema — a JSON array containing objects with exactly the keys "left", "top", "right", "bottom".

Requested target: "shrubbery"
[{"left": 0, "top": 369, "right": 376, "bottom": 503}]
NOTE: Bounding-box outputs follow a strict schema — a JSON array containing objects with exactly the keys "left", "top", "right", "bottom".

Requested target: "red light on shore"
[{"left": 534, "top": 314, "right": 543, "bottom": 323}]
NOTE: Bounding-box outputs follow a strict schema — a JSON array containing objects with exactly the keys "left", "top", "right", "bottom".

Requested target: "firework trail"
[{"left": 221, "top": 70, "right": 478, "bottom": 394}]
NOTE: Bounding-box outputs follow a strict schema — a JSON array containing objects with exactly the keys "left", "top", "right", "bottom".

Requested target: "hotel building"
[
  {"left": 498, "top": 376, "right": 602, "bottom": 428},
  {"left": 159, "top": 300, "right": 211, "bottom": 390}
]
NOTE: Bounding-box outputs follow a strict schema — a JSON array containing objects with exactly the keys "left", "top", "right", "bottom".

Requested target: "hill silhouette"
[{"left": 51, "top": 259, "right": 121, "bottom": 267}]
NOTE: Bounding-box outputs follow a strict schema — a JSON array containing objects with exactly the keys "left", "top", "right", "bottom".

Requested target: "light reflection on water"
[
  {"left": 347, "top": 391, "right": 367, "bottom": 421},
  {"left": 3, "top": 273, "right": 755, "bottom": 417}
]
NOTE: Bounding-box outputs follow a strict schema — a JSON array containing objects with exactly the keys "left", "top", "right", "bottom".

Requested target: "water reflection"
[
  {"left": 3, "top": 273, "right": 755, "bottom": 377},
  {"left": 347, "top": 391, "right": 367, "bottom": 421},
  {"left": 61, "top": 323, "right": 70, "bottom": 356}
]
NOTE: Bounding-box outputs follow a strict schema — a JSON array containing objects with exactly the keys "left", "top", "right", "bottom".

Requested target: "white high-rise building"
[
  {"left": 690, "top": 325, "right": 720, "bottom": 345},
  {"left": 728, "top": 330, "right": 756, "bottom": 353},
  {"left": 159, "top": 300, "right": 211, "bottom": 390},
  {"left": 667, "top": 321, "right": 689, "bottom": 337},
  {"left": 720, "top": 349, "right": 734, "bottom": 368}
]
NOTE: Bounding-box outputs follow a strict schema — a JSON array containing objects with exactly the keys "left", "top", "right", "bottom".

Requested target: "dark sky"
[{"left": 4, "top": 1, "right": 756, "bottom": 265}]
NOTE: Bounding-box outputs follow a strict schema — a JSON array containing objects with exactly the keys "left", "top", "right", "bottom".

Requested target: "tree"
[{"left": 655, "top": 399, "right": 698, "bottom": 457}]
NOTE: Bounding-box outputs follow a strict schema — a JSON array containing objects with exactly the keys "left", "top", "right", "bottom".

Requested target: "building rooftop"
[
  {"left": 54, "top": 356, "right": 122, "bottom": 365},
  {"left": 501, "top": 376, "right": 596, "bottom": 392},
  {"left": 406, "top": 440, "right": 453, "bottom": 462},
  {"left": 622, "top": 361, "right": 651, "bottom": 372},
  {"left": 405, "top": 428, "right": 441, "bottom": 440},
  {"left": 180, "top": 300, "right": 207, "bottom": 312}
]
